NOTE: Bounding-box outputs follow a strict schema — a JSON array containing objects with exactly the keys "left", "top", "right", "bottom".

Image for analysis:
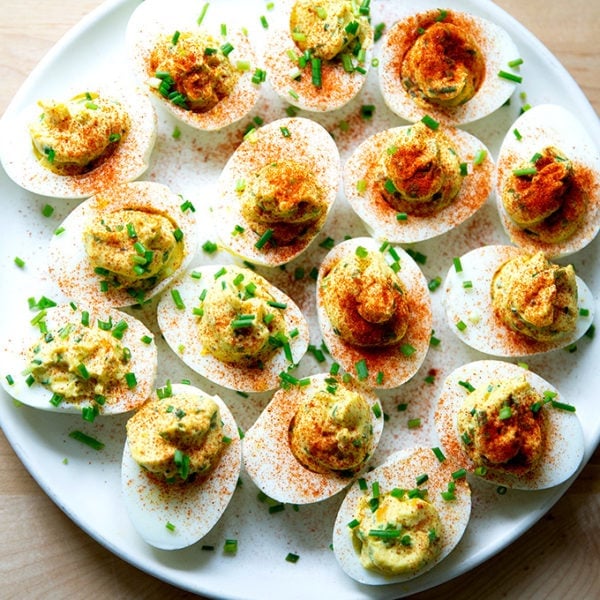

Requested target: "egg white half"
[
  {"left": 48, "top": 181, "right": 199, "bottom": 308},
  {"left": 126, "top": 0, "right": 261, "bottom": 131},
  {"left": 343, "top": 124, "right": 494, "bottom": 243},
  {"left": 379, "top": 8, "right": 519, "bottom": 126},
  {"left": 156, "top": 264, "right": 309, "bottom": 393},
  {"left": 316, "top": 237, "right": 432, "bottom": 389},
  {"left": 0, "top": 83, "right": 156, "bottom": 199},
  {"left": 0, "top": 303, "right": 157, "bottom": 415},
  {"left": 263, "top": 0, "right": 374, "bottom": 112},
  {"left": 443, "top": 244, "right": 595, "bottom": 357},
  {"left": 435, "top": 360, "right": 585, "bottom": 489},
  {"left": 213, "top": 116, "right": 340, "bottom": 266},
  {"left": 121, "top": 383, "right": 241, "bottom": 550},
  {"left": 495, "top": 104, "right": 600, "bottom": 258},
  {"left": 242, "top": 372, "right": 384, "bottom": 505},
  {"left": 332, "top": 446, "right": 471, "bottom": 585}
]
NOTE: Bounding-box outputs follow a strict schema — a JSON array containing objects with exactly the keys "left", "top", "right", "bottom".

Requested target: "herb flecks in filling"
[
  {"left": 321, "top": 247, "right": 409, "bottom": 347},
  {"left": 149, "top": 31, "right": 239, "bottom": 113},
  {"left": 376, "top": 122, "right": 463, "bottom": 216},
  {"left": 29, "top": 92, "right": 130, "bottom": 175}
]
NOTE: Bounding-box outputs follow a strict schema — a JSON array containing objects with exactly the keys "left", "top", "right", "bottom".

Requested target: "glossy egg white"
[
  {"left": 316, "top": 237, "right": 432, "bottom": 389},
  {"left": 213, "top": 117, "right": 340, "bottom": 266},
  {"left": 332, "top": 446, "right": 471, "bottom": 585},
  {"left": 126, "top": 0, "right": 260, "bottom": 131},
  {"left": 0, "top": 303, "right": 157, "bottom": 415},
  {"left": 263, "top": 0, "right": 374, "bottom": 112},
  {"left": 121, "top": 383, "right": 241, "bottom": 550},
  {"left": 343, "top": 124, "right": 494, "bottom": 243},
  {"left": 495, "top": 104, "right": 600, "bottom": 258},
  {"left": 242, "top": 373, "right": 384, "bottom": 505},
  {"left": 0, "top": 83, "right": 156, "bottom": 198},
  {"left": 379, "top": 7, "right": 519, "bottom": 125},
  {"left": 48, "top": 181, "right": 199, "bottom": 308},
  {"left": 156, "top": 264, "right": 309, "bottom": 393},
  {"left": 435, "top": 360, "right": 585, "bottom": 489},
  {"left": 443, "top": 244, "right": 595, "bottom": 357}
]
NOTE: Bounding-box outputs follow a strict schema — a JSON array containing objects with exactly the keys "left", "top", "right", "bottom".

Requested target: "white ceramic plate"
[{"left": 0, "top": 1, "right": 598, "bottom": 599}]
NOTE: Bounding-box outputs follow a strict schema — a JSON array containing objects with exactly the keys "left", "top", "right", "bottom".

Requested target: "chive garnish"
[
  {"left": 498, "top": 70, "right": 522, "bottom": 83},
  {"left": 421, "top": 114, "right": 439, "bottom": 130},
  {"left": 513, "top": 167, "right": 537, "bottom": 176},
  {"left": 68, "top": 430, "right": 104, "bottom": 451},
  {"left": 255, "top": 229, "right": 274, "bottom": 249},
  {"left": 355, "top": 359, "right": 368, "bottom": 381}
]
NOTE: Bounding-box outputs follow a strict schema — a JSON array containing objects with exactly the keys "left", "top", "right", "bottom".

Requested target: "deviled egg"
[
  {"left": 316, "top": 237, "right": 432, "bottom": 389},
  {"left": 126, "top": 0, "right": 260, "bottom": 130},
  {"left": 495, "top": 104, "right": 600, "bottom": 258},
  {"left": 435, "top": 360, "right": 585, "bottom": 489},
  {"left": 332, "top": 446, "right": 471, "bottom": 584},
  {"left": 48, "top": 181, "right": 199, "bottom": 308},
  {"left": 443, "top": 245, "right": 594, "bottom": 356},
  {"left": 213, "top": 117, "right": 339, "bottom": 266},
  {"left": 379, "top": 7, "right": 519, "bottom": 125},
  {"left": 344, "top": 120, "right": 493, "bottom": 243},
  {"left": 243, "top": 372, "right": 384, "bottom": 504},
  {"left": 122, "top": 382, "right": 241, "bottom": 549},
  {"left": 0, "top": 85, "right": 156, "bottom": 198},
  {"left": 263, "top": 0, "right": 374, "bottom": 112},
  {"left": 157, "top": 264, "right": 309, "bottom": 392},
  {"left": 0, "top": 303, "right": 157, "bottom": 416}
]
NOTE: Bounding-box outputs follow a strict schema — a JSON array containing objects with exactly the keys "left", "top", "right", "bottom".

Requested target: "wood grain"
[{"left": 0, "top": 1, "right": 598, "bottom": 598}]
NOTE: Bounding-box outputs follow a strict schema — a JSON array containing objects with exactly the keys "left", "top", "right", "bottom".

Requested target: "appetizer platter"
[{"left": 0, "top": 0, "right": 598, "bottom": 598}]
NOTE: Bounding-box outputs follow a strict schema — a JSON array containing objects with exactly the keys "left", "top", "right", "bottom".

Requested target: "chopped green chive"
[
  {"left": 42, "top": 203, "right": 54, "bottom": 218},
  {"left": 355, "top": 359, "right": 368, "bottom": 381},
  {"left": 125, "top": 372, "right": 137, "bottom": 389},
  {"left": 260, "top": 15, "right": 269, "bottom": 28},
  {"left": 224, "top": 539, "right": 238, "bottom": 554},
  {"left": 197, "top": 2, "right": 209, "bottom": 24},
  {"left": 473, "top": 149, "right": 487, "bottom": 166},
  {"left": 360, "top": 104, "right": 375, "bottom": 119},
  {"left": 498, "top": 70, "right": 523, "bottom": 83},
  {"left": 432, "top": 447, "right": 446, "bottom": 462},
  {"left": 513, "top": 167, "right": 538, "bottom": 176},
  {"left": 508, "top": 58, "right": 524, "bottom": 68},
  {"left": 456, "top": 320, "right": 467, "bottom": 332},
  {"left": 453, "top": 257, "right": 463, "bottom": 272},
  {"left": 14, "top": 257, "right": 25, "bottom": 268},
  {"left": 202, "top": 240, "right": 218, "bottom": 253},
  {"left": 68, "top": 430, "right": 104, "bottom": 451},
  {"left": 255, "top": 229, "right": 274, "bottom": 249},
  {"left": 171, "top": 289, "right": 185, "bottom": 310},
  {"left": 421, "top": 114, "right": 439, "bottom": 130},
  {"left": 407, "top": 418, "right": 421, "bottom": 429}
]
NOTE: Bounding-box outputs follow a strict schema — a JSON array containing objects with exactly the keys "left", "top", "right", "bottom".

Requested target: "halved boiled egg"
[
  {"left": 48, "top": 181, "right": 199, "bottom": 308},
  {"left": 156, "top": 264, "right": 309, "bottom": 392},
  {"left": 435, "top": 360, "right": 585, "bottom": 489},
  {"left": 332, "top": 446, "right": 471, "bottom": 585},
  {"left": 263, "top": 0, "right": 374, "bottom": 112},
  {"left": 443, "top": 245, "right": 594, "bottom": 357},
  {"left": 121, "top": 382, "right": 241, "bottom": 549},
  {"left": 242, "top": 372, "right": 384, "bottom": 505},
  {"left": 379, "top": 7, "right": 519, "bottom": 125},
  {"left": 0, "top": 85, "right": 156, "bottom": 198},
  {"left": 0, "top": 303, "right": 157, "bottom": 416},
  {"left": 213, "top": 117, "right": 339, "bottom": 266},
  {"left": 316, "top": 237, "right": 432, "bottom": 389},
  {"left": 126, "top": 0, "right": 260, "bottom": 131},
  {"left": 343, "top": 121, "right": 493, "bottom": 243},
  {"left": 495, "top": 104, "right": 600, "bottom": 258}
]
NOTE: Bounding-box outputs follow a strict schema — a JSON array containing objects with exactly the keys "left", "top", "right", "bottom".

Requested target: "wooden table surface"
[{"left": 1, "top": 1, "right": 598, "bottom": 598}]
